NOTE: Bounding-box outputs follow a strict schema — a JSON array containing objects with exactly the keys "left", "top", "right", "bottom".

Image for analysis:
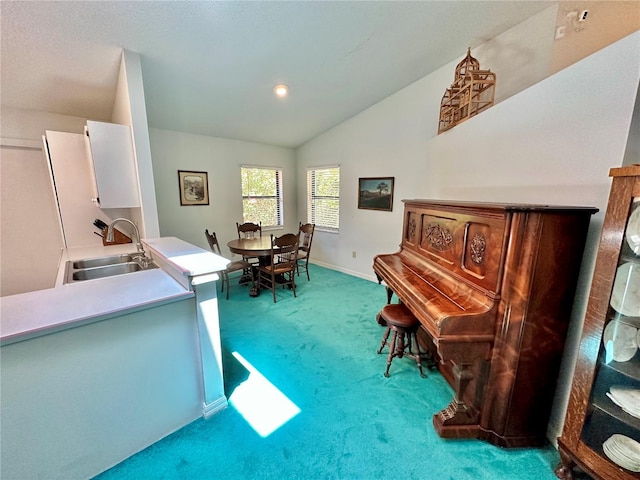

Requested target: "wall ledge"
[{"left": 1, "top": 137, "right": 41, "bottom": 149}]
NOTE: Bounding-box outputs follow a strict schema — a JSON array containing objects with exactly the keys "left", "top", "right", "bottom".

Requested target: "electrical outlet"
[
  {"left": 555, "top": 26, "right": 566, "bottom": 39},
  {"left": 352, "top": 251, "right": 356, "bottom": 258}
]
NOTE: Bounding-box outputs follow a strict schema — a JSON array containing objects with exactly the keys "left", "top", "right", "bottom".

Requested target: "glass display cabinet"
[{"left": 557, "top": 165, "right": 640, "bottom": 480}]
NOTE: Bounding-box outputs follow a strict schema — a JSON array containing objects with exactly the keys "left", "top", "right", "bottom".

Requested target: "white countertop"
[
  {"left": 143, "top": 236, "right": 230, "bottom": 277},
  {"left": 1, "top": 236, "right": 230, "bottom": 346},
  {"left": 1, "top": 269, "right": 189, "bottom": 345}
]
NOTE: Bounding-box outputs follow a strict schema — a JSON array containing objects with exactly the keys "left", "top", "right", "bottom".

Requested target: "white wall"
[
  {"left": 0, "top": 106, "right": 87, "bottom": 142},
  {"left": 149, "top": 128, "right": 296, "bottom": 253},
  {"left": 296, "top": 32, "right": 640, "bottom": 443},
  {"left": 624, "top": 82, "right": 640, "bottom": 166},
  {"left": 0, "top": 145, "right": 64, "bottom": 296},
  {"left": 113, "top": 50, "right": 160, "bottom": 239},
  {"left": 481, "top": 5, "right": 556, "bottom": 105}
]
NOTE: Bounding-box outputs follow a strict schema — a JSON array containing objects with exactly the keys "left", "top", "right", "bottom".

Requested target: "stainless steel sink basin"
[
  {"left": 64, "top": 254, "right": 158, "bottom": 284},
  {"left": 72, "top": 254, "right": 134, "bottom": 269},
  {"left": 71, "top": 262, "right": 146, "bottom": 281}
]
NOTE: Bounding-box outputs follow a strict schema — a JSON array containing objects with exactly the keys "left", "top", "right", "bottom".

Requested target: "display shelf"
[
  {"left": 591, "top": 398, "right": 640, "bottom": 432},
  {"left": 592, "top": 358, "right": 640, "bottom": 387},
  {"left": 557, "top": 165, "right": 640, "bottom": 480}
]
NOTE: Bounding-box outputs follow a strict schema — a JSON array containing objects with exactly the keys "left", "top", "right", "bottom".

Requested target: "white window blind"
[
  {"left": 307, "top": 166, "right": 339, "bottom": 231},
  {"left": 241, "top": 166, "right": 283, "bottom": 227}
]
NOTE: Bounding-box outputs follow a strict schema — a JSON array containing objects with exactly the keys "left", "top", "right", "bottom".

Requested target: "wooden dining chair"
[
  {"left": 297, "top": 222, "right": 315, "bottom": 281},
  {"left": 205, "top": 229, "right": 254, "bottom": 299},
  {"left": 257, "top": 233, "right": 299, "bottom": 303},
  {"left": 236, "top": 221, "right": 262, "bottom": 266},
  {"left": 236, "top": 222, "right": 262, "bottom": 239}
]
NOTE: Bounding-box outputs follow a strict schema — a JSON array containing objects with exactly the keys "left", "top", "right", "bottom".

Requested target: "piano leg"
[
  {"left": 374, "top": 272, "right": 394, "bottom": 304},
  {"left": 432, "top": 362, "right": 480, "bottom": 437}
]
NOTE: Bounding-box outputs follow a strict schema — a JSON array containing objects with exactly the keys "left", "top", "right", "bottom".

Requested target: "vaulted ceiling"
[{"left": 1, "top": 1, "right": 556, "bottom": 147}]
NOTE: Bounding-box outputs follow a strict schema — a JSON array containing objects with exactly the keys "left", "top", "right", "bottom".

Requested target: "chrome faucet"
[{"left": 106, "top": 218, "right": 144, "bottom": 254}]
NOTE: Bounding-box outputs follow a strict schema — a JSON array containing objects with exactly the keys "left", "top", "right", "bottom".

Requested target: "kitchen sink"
[
  {"left": 72, "top": 254, "right": 135, "bottom": 269},
  {"left": 64, "top": 254, "right": 158, "bottom": 284}
]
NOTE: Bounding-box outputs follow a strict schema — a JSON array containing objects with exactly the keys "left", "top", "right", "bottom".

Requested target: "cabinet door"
[
  {"left": 44, "top": 131, "right": 103, "bottom": 248},
  {"left": 579, "top": 198, "right": 640, "bottom": 476},
  {"left": 85, "top": 121, "right": 140, "bottom": 208}
]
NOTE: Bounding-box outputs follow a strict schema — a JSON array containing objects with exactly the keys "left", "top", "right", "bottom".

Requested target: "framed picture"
[
  {"left": 178, "top": 170, "right": 209, "bottom": 206},
  {"left": 358, "top": 177, "right": 394, "bottom": 211}
]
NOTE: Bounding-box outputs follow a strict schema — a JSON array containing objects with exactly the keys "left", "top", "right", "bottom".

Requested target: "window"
[
  {"left": 307, "top": 166, "right": 339, "bottom": 231},
  {"left": 241, "top": 166, "right": 283, "bottom": 228}
]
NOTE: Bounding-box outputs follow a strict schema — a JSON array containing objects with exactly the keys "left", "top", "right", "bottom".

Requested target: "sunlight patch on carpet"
[{"left": 229, "top": 351, "right": 301, "bottom": 437}]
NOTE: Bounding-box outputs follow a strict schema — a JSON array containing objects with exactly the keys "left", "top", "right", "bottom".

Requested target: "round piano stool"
[{"left": 376, "top": 303, "right": 426, "bottom": 378}]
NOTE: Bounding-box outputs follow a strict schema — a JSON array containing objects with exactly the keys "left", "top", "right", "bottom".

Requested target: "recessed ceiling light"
[{"left": 273, "top": 84, "right": 289, "bottom": 98}]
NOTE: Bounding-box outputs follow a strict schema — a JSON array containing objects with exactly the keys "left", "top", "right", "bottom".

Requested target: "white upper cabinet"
[
  {"left": 85, "top": 120, "right": 140, "bottom": 208},
  {"left": 44, "top": 130, "right": 103, "bottom": 249}
]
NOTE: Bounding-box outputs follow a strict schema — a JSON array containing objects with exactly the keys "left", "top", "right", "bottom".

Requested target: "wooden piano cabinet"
[
  {"left": 479, "top": 211, "right": 598, "bottom": 448},
  {"left": 557, "top": 166, "right": 640, "bottom": 480},
  {"left": 374, "top": 200, "right": 598, "bottom": 448}
]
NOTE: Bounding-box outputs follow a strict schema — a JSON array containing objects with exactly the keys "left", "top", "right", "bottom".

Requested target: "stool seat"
[
  {"left": 376, "top": 303, "right": 429, "bottom": 378},
  {"left": 377, "top": 303, "right": 420, "bottom": 329}
]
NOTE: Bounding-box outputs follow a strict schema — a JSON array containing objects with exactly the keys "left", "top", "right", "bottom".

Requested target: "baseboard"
[
  {"left": 203, "top": 396, "right": 228, "bottom": 419},
  {"left": 310, "top": 260, "right": 379, "bottom": 283}
]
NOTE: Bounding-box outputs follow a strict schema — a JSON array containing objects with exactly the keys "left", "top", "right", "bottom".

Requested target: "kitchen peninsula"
[{"left": 1, "top": 237, "right": 230, "bottom": 480}]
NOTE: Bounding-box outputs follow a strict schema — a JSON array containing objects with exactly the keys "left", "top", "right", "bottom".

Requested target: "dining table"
[
  {"left": 227, "top": 237, "right": 276, "bottom": 260},
  {"left": 227, "top": 237, "right": 279, "bottom": 297},
  {"left": 227, "top": 236, "right": 300, "bottom": 298}
]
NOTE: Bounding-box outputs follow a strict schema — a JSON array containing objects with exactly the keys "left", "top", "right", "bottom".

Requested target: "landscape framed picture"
[
  {"left": 358, "top": 177, "right": 394, "bottom": 211},
  {"left": 178, "top": 170, "right": 209, "bottom": 206}
]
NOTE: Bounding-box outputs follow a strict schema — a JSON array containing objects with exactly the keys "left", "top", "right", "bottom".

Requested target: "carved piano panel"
[
  {"left": 404, "top": 211, "right": 420, "bottom": 247},
  {"left": 462, "top": 221, "right": 491, "bottom": 279},
  {"left": 404, "top": 205, "right": 508, "bottom": 297},
  {"left": 420, "top": 214, "right": 458, "bottom": 265},
  {"left": 374, "top": 200, "right": 597, "bottom": 447}
]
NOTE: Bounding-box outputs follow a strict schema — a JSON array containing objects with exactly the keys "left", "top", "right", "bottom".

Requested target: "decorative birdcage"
[{"left": 438, "top": 48, "right": 496, "bottom": 134}]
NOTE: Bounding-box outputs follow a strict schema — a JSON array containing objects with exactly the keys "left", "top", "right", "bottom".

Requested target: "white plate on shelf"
[
  {"left": 610, "top": 262, "right": 640, "bottom": 317},
  {"left": 603, "top": 320, "right": 638, "bottom": 362},
  {"left": 603, "top": 434, "right": 640, "bottom": 472},
  {"left": 626, "top": 206, "right": 640, "bottom": 255},
  {"left": 607, "top": 387, "right": 640, "bottom": 419}
]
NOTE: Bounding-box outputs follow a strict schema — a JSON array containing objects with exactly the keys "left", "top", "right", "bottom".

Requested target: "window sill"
[{"left": 315, "top": 227, "right": 339, "bottom": 234}]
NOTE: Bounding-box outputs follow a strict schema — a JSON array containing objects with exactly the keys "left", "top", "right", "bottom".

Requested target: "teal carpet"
[{"left": 95, "top": 265, "right": 560, "bottom": 480}]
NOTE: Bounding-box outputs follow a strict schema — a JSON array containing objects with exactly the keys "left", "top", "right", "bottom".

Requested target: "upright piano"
[{"left": 373, "top": 200, "right": 597, "bottom": 447}]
